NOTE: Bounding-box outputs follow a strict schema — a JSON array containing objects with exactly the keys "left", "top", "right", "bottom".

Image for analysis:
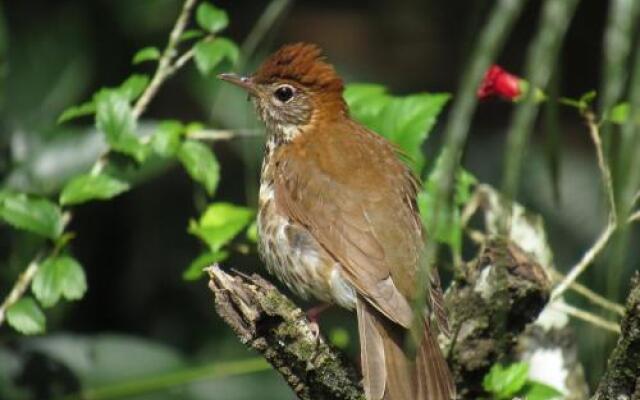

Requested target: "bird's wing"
[{"left": 274, "top": 122, "right": 423, "bottom": 327}]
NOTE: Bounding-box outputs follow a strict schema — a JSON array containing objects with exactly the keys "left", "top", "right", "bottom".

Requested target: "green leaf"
[
  {"left": 183, "top": 250, "right": 229, "bottom": 281},
  {"left": 194, "top": 38, "right": 239, "bottom": 76},
  {"left": 329, "top": 327, "right": 350, "bottom": 349},
  {"left": 95, "top": 89, "right": 149, "bottom": 162},
  {"left": 196, "top": 2, "right": 229, "bottom": 33},
  {"left": 177, "top": 140, "right": 220, "bottom": 195},
  {"left": 57, "top": 101, "right": 96, "bottom": 124},
  {"left": 6, "top": 297, "right": 46, "bottom": 335},
  {"left": 180, "top": 29, "right": 205, "bottom": 42},
  {"left": 118, "top": 74, "right": 150, "bottom": 101},
  {"left": 418, "top": 150, "right": 475, "bottom": 253},
  {"left": 609, "top": 102, "right": 630, "bottom": 124},
  {"left": 246, "top": 220, "right": 258, "bottom": 242},
  {"left": 483, "top": 362, "right": 529, "bottom": 399},
  {"left": 151, "top": 120, "right": 184, "bottom": 157},
  {"left": 344, "top": 83, "right": 450, "bottom": 172},
  {"left": 188, "top": 203, "right": 254, "bottom": 252},
  {"left": 579, "top": 90, "right": 597, "bottom": 105},
  {"left": 521, "top": 381, "right": 563, "bottom": 400},
  {"left": 32, "top": 255, "right": 87, "bottom": 307},
  {"left": 132, "top": 47, "right": 161, "bottom": 65},
  {"left": 59, "top": 173, "right": 130, "bottom": 206},
  {"left": 0, "top": 193, "right": 64, "bottom": 239}
]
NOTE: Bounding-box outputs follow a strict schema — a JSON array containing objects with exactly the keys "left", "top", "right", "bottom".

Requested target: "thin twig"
[
  {"left": 552, "top": 301, "right": 621, "bottom": 334},
  {"left": 551, "top": 111, "right": 617, "bottom": 300},
  {"left": 0, "top": 255, "right": 43, "bottom": 327},
  {"left": 92, "top": 0, "right": 199, "bottom": 176},
  {"left": 628, "top": 209, "right": 640, "bottom": 224},
  {"left": 550, "top": 270, "right": 625, "bottom": 316},
  {"left": 132, "top": 0, "right": 198, "bottom": 119}
]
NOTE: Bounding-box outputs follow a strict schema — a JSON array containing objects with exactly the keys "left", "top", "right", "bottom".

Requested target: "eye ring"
[{"left": 274, "top": 85, "right": 295, "bottom": 103}]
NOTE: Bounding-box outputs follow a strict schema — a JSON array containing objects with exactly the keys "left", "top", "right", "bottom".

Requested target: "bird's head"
[{"left": 218, "top": 43, "right": 346, "bottom": 141}]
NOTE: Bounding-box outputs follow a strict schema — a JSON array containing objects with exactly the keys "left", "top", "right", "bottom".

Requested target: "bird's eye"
[{"left": 274, "top": 85, "right": 294, "bottom": 103}]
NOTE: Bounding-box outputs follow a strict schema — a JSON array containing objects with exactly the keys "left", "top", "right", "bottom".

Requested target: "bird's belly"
[{"left": 257, "top": 184, "right": 356, "bottom": 310}]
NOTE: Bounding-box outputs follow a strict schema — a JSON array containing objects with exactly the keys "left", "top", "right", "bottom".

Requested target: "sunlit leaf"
[
  {"left": 188, "top": 203, "right": 254, "bottom": 252},
  {"left": 32, "top": 255, "right": 87, "bottom": 308},
  {"left": 57, "top": 101, "right": 96, "bottom": 124},
  {"left": 183, "top": 250, "right": 229, "bottom": 281},
  {"left": 151, "top": 120, "right": 184, "bottom": 157},
  {"left": 345, "top": 83, "right": 449, "bottom": 172},
  {"left": 0, "top": 193, "right": 63, "bottom": 239},
  {"left": 521, "top": 381, "right": 563, "bottom": 400},
  {"left": 118, "top": 74, "right": 150, "bottom": 102},
  {"left": 95, "top": 89, "right": 149, "bottom": 162},
  {"left": 483, "top": 363, "right": 529, "bottom": 399},
  {"left": 194, "top": 38, "right": 239, "bottom": 76},
  {"left": 177, "top": 140, "right": 220, "bottom": 195},
  {"left": 196, "top": 2, "right": 229, "bottom": 33},
  {"left": 246, "top": 220, "right": 258, "bottom": 242},
  {"left": 132, "top": 47, "right": 161, "bottom": 65},
  {"left": 6, "top": 297, "right": 46, "bottom": 335},
  {"left": 59, "top": 173, "right": 130, "bottom": 206}
]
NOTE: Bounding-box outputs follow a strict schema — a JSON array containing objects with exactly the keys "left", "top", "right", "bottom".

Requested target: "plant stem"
[
  {"left": 551, "top": 111, "right": 618, "bottom": 300},
  {"left": 501, "top": 0, "right": 580, "bottom": 200},
  {"left": 552, "top": 301, "right": 621, "bottom": 334},
  {"left": 0, "top": 255, "right": 42, "bottom": 327},
  {"left": 132, "top": 0, "right": 198, "bottom": 119},
  {"left": 62, "top": 358, "right": 270, "bottom": 400},
  {"left": 550, "top": 270, "right": 626, "bottom": 316}
]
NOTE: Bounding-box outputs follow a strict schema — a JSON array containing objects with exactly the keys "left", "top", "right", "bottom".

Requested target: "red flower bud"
[{"left": 477, "top": 65, "right": 522, "bottom": 101}]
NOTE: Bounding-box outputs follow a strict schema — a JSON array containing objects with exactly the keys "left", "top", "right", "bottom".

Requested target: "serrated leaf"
[
  {"left": 118, "top": 74, "right": 150, "bottom": 101},
  {"left": 32, "top": 255, "right": 87, "bottom": 308},
  {"left": 183, "top": 250, "right": 229, "bottom": 281},
  {"left": 345, "top": 83, "right": 449, "bottom": 172},
  {"left": 196, "top": 3, "right": 229, "bottom": 33},
  {"left": 194, "top": 38, "right": 239, "bottom": 76},
  {"left": 132, "top": 47, "right": 161, "bottom": 65},
  {"left": 521, "top": 381, "right": 563, "bottom": 400},
  {"left": 188, "top": 203, "right": 254, "bottom": 252},
  {"left": 151, "top": 120, "right": 184, "bottom": 157},
  {"left": 6, "top": 297, "right": 46, "bottom": 335},
  {"left": 57, "top": 101, "right": 96, "bottom": 124},
  {"left": 0, "top": 193, "right": 63, "bottom": 239},
  {"left": 177, "top": 140, "right": 220, "bottom": 195},
  {"left": 483, "top": 363, "right": 529, "bottom": 399},
  {"left": 59, "top": 173, "right": 130, "bottom": 206},
  {"left": 95, "top": 89, "right": 149, "bottom": 162}
]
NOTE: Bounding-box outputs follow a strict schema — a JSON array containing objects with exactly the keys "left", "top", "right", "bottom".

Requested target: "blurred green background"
[{"left": 0, "top": 0, "right": 638, "bottom": 399}]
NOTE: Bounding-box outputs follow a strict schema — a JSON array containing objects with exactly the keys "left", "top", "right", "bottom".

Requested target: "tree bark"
[
  {"left": 206, "top": 238, "right": 551, "bottom": 399},
  {"left": 592, "top": 272, "right": 640, "bottom": 400}
]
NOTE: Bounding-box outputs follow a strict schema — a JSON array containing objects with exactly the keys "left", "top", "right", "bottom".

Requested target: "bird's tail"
[{"left": 356, "top": 295, "right": 456, "bottom": 400}]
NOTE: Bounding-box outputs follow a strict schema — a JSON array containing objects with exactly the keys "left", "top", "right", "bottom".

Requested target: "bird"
[{"left": 218, "top": 43, "right": 456, "bottom": 400}]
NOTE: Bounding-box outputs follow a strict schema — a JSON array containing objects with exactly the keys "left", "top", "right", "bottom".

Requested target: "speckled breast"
[{"left": 256, "top": 180, "right": 356, "bottom": 310}]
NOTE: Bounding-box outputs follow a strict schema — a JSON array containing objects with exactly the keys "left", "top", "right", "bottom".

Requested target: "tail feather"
[{"left": 357, "top": 295, "right": 456, "bottom": 400}]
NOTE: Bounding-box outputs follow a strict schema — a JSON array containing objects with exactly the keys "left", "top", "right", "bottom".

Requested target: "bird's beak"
[{"left": 217, "top": 73, "right": 259, "bottom": 96}]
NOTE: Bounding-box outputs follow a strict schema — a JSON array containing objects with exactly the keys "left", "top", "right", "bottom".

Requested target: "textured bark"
[
  {"left": 207, "top": 237, "right": 552, "bottom": 399},
  {"left": 592, "top": 273, "right": 640, "bottom": 400},
  {"left": 207, "top": 265, "right": 365, "bottom": 400},
  {"left": 444, "top": 238, "right": 551, "bottom": 398}
]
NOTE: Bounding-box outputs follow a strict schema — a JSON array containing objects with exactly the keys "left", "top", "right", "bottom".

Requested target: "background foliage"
[{"left": 0, "top": 0, "right": 638, "bottom": 399}]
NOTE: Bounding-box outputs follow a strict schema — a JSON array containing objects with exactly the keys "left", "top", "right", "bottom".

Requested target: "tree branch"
[
  {"left": 206, "top": 265, "right": 365, "bottom": 400},
  {"left": 0, "top": 255, "right": 42, "bottom": 327},
  {"left": 445, "top": 238, "right": 551, "bottom": 398},
  {"left": 592, "top": 273, "right": 640, "bottom": 399},
  {"left": 206, "top": 237, "right": 552, "bottom": 399}
]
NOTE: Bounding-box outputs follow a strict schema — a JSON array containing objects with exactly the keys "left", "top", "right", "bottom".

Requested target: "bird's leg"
[{"left": 305, "top": 303, "right": 332, "bottom": 340}]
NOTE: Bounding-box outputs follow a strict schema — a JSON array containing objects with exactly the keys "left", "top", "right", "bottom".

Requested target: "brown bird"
[{"left": 219, "top": 43, "right": 455, "bottom": 400}]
